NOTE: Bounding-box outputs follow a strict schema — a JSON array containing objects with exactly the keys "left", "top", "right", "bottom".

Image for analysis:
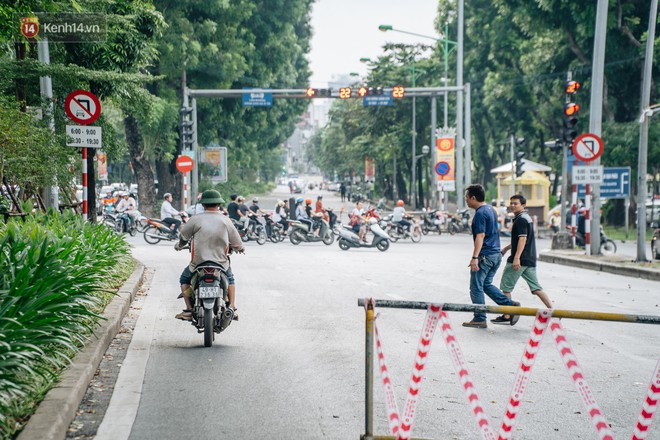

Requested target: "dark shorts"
[{"left": 179, "top": 265, "right": 235, "bottom": 285}]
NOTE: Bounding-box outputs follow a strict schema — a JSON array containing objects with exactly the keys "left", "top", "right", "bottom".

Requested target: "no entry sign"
[
  {"left": 176, "top": 156, "right": 194, "bottom": 173},
  {"left": 65, "top": 90, "right": 101, "bottom": 125}
]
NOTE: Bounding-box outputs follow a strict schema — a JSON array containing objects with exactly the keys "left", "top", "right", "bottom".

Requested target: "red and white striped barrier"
[
  {"left": 438, "top": 311, "right": 496, "bottom": 440},
  {"left": 550, "top": 320, "right": 614, "bottom": 440},
  {"left": 399, "top": 304, "right": 442, "bottom": 440},
  {"left": 631, "top": 359, "right": 660, "bottom": 440},
  {"left": 498, "top": 309, "right": 553, "bottom": 439},
  {"left": 374, "top": 324, "right": 401, "bottom": 437}
]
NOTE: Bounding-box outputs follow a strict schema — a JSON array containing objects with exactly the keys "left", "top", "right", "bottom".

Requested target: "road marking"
[{"left": 95, "top": 270, "right": 159, "bottom": 440}]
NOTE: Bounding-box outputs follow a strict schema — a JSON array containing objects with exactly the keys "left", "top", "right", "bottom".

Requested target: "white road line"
[{"left": 95, "top": 271, "right": 159, "bottom": 440}]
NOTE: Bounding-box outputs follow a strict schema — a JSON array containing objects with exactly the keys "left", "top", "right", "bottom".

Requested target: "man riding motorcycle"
[
  {"left": 114, "top": 191, "right": 139, "bottom": 228},
  {"left": 160, "top": 192, "right": 185, "bottom": 237},
  {"left": 174, "top": 190, "right": 245, "bottom": 321},
  {"left": 392, "top": 200, "right": 412, "bottom": 232}
]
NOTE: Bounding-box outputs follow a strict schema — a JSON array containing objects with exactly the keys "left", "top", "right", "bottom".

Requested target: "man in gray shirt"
[{"left": 175, "top": 190, "right": 244, "bottom": 321}]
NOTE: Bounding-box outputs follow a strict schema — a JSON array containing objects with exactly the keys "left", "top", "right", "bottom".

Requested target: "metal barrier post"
[{"left": 364, "top": 299, "right": 375, "bottom": 439}]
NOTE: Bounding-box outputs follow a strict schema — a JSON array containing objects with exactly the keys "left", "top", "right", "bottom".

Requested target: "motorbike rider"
[
  {"left": 114, "top": 191, "right": 138, "bottom": 228},
  {"left": 392, "top": 200, "right": 412, "bottom": 233},
  {"left": 272, "top": 200, "right": 289, "bottom": 235},
  {"left": 350, "top": 201, "right": 367, "bottom": 242},
  {"left": 249, "top": 197, "right": 270, "bottom": 236},
  {"left": 295, "top": 197, "right": 313, "bottom": 233},
  {"left": 227, "top": 194, "right": 250, "bottom": 231},
  {"left": 161, "top": 192, "right": 185, "bottom": 237},
  {"left": 174, "top": 190, "right": 244, "bottom": 321},
  {"left": 315, "top": 195, "right": 330, "bottom": 223}
]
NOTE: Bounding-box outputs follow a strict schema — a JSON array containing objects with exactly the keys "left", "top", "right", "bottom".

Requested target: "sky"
[{"left": 308, "top": 0, "right": 440, "bottom": 87}]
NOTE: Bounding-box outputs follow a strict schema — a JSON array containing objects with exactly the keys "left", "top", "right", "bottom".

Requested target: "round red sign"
[
  {"left": 20, "top": 17, "right": 39, "bottom": 38},
  {"left": 65, "top": 90, "right": 101, "bottom": 125},
  {"left": 572, "top": 133, "right": 604, "bottom": 163},
  {"left": 176, "top": 156, "right": 194, "bottom": 173}
]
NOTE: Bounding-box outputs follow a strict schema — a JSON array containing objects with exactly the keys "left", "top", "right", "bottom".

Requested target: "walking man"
[
  {"left": 492, "top": 194, "right": 553, "bottom": 324},
  {"left": 463, "top": 184, "right": 520, "bottom": 329}
]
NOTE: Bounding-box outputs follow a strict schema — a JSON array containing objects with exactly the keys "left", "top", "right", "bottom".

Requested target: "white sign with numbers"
[
  {"left": 66, "top": 125, "right": 102, "bottom": 148},
  {"left": 572, "top": 165, "right": 604, "bottom": 184}
]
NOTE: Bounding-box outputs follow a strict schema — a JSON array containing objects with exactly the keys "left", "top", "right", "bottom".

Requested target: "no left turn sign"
[
  {"left": 572, "top": 133, "right": 604, "bottom": 162},
  {"left": 65, "top": 90, "right": 101, "bottom": 125}
]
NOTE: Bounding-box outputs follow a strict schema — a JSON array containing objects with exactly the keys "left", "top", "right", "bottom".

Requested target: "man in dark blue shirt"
[{"left": 463, "top": 184, "right": 520, "bottom": 328}]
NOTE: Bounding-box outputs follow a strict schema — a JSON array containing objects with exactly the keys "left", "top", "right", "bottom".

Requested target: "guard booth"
[{"left": 491, "top": 160, "right": 551, "bottom": 224}]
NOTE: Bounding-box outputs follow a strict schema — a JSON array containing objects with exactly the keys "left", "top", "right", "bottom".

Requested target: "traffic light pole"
[{"left": 191, "top": 97, "right": 199, "bottom": 201}]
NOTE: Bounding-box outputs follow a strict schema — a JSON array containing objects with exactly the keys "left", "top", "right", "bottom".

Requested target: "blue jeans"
[{"left": 469, "top": 253, "right": 514, "bottom": 321}]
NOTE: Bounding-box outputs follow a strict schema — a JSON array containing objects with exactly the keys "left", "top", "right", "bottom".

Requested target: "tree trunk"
[
  {"left": 155, "top": 157, "right": 181, "bottom": 209},
  {"left": 124, "top": 115, "right": 157, "bottom": 217}
]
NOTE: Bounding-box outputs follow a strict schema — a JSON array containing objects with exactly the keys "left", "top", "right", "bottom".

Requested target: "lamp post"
[{"left": 379, "top": 23, "right": 461, "bottom": 208}]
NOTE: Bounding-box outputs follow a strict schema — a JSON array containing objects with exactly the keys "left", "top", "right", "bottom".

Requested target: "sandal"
[
  {"left": 175, "top": 309, "right": 193, "bottom": 321},
  {"left": 231, "top": 308, "right": 239, "bottom": 321}
]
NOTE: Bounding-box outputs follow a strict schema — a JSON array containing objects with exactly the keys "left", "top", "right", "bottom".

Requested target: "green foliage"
[{"left": 0, "top": 211, "right": 133, "bottom": 438}]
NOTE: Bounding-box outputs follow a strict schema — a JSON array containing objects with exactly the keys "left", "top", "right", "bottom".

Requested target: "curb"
[
  {"left": 539, "top": 251, "right": 660, "bottom": 282},
  {"left": 17, "top": 261, "right": 146, "bottom": 440}
]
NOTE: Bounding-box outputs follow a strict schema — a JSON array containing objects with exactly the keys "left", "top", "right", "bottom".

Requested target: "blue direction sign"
[
  {"left": 242, "top": 88, "right": 273, "bottom": 107},
  {"left": 363, "top": 95, "right": 393, "bottom": 107},
  {"left": 577, "top": 166, "right": 630, "bottom": 199}
]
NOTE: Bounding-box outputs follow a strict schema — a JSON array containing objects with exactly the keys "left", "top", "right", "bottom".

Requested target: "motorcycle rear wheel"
[
  {"left": 203, "top": 310, "right": 214, "bottom": 347},
  {"left": 143, "top": 225, "right": 162, "bottom": 244},
  {"left": 323, "top": 233, "right": 334, "bottom": 245},
  {"left": 269, "top": 230, "right": 282, "bottom": 243},
  {"left": 421, "top": 225, "right": 429, "bottom": 235},
  {"left": 447, "top": 223, "right": 457, "bottom": 235},
  {"left": 410, "top": 230, "right": 422, "bottom": 243},
  {"left": 338, "top": 238, "right": 350, "bottom": 251}
]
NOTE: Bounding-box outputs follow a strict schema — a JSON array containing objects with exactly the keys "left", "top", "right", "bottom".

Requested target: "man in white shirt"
[
  {"left": 115, "top": 192, "right": 139, "bottom": 226},
  {"left": 161, "top": 193, "right": 183, "bottom": 236}
]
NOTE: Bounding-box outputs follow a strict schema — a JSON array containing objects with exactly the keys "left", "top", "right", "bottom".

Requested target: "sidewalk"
[{"left": 539, "top": 249, "right": 660, "bottom": 282}]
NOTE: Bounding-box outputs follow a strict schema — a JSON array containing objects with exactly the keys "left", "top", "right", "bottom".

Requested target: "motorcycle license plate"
[{"left": 198, "top": 286, "right": 220, "bottom": 298}]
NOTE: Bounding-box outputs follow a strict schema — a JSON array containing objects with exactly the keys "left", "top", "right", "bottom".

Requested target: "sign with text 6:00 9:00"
[{"left": 66, "top": 125, "right": 102, "bottom": 148}]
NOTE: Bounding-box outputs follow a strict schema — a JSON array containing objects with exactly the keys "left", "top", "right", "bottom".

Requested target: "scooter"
[
  {"left": 336, "top": 218, "right": 390, "bottom": 251},
  {"left": 232, "top": 217, "right": 267, "bottom": 245},
  {"left": 382, "top": 214, "right": 422, "bottom": 243},
  {"left": 421, "top": 209, "right": 444, "bottom": 235},
  {"left": 288, "top": 217, "right": 334, "bottom": 245},
  {"left": 143, "top": 213, "right": 189, "bottom": 244},
  {"left": 175, "top": 244, "right": 240, "bottom": 347}
]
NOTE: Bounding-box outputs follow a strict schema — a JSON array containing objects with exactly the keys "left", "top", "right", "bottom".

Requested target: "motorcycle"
[
  {"left": 421, "top": 209, "right": 444, "bottom": 235},
  {"left": 382, "top": 214, "right": 422, "bottom": 243},
  {"left": 176, "top": 244, "right": 239, "bottom": 347},
  {"left": 105, "top": 211, "right": 139, "bottom": 236},
  {"left": 447, "top": 209, "right": 471, "bottom": 235},
  {"left": 575, "top": 227, "right": 617, "bottom": 255},
  {"left": 288, "top": 217, "right": 334, "bottom": 245},
  {"left": 264, "top": 214, "right": 285, "bottom": 243},
  {"left": 232, "top": 216, "right": 267, "bottom": 245},
  {"left": 143, "top": 213, "right": 189, "bottom": 244},
  {"left": 336, "top": 218, "right": 390, "bottom": 252}
]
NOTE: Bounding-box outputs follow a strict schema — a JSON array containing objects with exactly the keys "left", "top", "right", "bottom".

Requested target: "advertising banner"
[{"left": 436, "top": 137, "right": 455, "bottom": 192}]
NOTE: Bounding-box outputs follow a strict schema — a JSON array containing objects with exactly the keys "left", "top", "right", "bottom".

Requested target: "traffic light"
[
  {"left": 357, "top": 86, "right": 384, "bottom": 97},
  {"left": 305, "top": 88, "right": 332, "bottom": 98},
  {"left": 515, "top": 151, "right": 525, "bottom": 177},
  {"left": 180, "top": 106, "right": 194, "bottom": 150},
  {"left": 562, "top": 80, "right": 581, "bottom": 144}
]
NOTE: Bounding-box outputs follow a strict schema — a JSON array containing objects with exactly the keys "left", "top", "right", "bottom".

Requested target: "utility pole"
[
  {"left": 455, "top": 0, "right": 465, "bottom": 207},
  {"left": 38, "top": 38, "right": 58, "bottom": 211},
  {"left": 636, "top": 0, "right": 658, "bottom": 262},
  {"left": 588, "top": 0, "right": 609, "bottom": 255}
]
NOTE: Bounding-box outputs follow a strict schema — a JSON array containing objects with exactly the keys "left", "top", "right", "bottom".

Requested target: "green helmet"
[{"left": 199, "top": 189, "right": 225, "bottom": 205}]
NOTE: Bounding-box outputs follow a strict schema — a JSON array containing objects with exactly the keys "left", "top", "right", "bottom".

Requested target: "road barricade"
[{"left": 358, "top": 299, "right": 660, "bottom": 440}]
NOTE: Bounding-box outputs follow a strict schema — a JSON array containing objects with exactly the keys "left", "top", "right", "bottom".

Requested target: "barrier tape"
[
  {"left": 498, "top": 309, "right": 553, "bottom": 439},
  {"left": 398, "top": 304, "right": 442, "bottom": 440},
  {"left": 550, "top": 320, "right": 614, "bottom": 440},
  {"left": 374, "top": 324, "right": 402, "bottom": 436},
  {"left": 631, "top": 359, "right": 660, "bottom": 440},
  {"left": 438, "top": 311, "right": 496, "bottom": 440}
]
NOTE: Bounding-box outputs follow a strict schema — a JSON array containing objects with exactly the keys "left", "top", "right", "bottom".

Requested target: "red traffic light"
[
  {"left": 564, "top": 102, "right": 580, "bottom": 116},
  {"left": 305, "top": 88, "right": 317, "bottom": 98},
  {"left": 565, "top": 81, "right": 581, "bottom": 94}
]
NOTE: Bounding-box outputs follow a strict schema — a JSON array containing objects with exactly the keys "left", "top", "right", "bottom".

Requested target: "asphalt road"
[{"left": 92, "top": 183, "right": 660, "bottom": 440}]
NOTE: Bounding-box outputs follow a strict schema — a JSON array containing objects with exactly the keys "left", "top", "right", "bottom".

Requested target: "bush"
[{"left": 0, "top": 212, "right": 133, "bottom": 438}]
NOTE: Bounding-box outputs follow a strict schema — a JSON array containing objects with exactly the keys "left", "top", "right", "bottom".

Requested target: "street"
[{"left": 87, "top": 185, "right": 659, "bottom": 440}]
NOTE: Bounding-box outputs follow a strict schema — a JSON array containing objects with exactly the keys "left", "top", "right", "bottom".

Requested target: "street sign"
[
  {"left": 66, "top": 125, "right": 102, "bottom": 148},
  {"left": 242, "top": 88, "right": 273, "bottom": 107},
  {"left": 572, "top": 165, "right": 604, "bottom": 184},
  {"left": 572, "top": 133, "right": 603, "bottom": 162},
  {"left": 175, "top": 155, "right": 194, "bottom": 173},
  {"left": 437, "top": 181, "right": 455, "bottom": 191},
  {"left": 65, "top": 90, "right": 101, "bottom": 125},
  {"left": 362, "top": 95, "right": 393, "bottom": 107},
  {"left": 202, "top": 146, "right": 228, "bottom": 183},
  {"left": 578, "top": 167, "right": 631, "bottom": 199},
  {"left": 435, "top": 161, "right": 450, "bottom": 176}
]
